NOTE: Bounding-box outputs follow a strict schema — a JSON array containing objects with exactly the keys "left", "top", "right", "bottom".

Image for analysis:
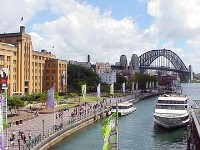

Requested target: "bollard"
[{"left": 16, "top": 120, "right": 20, "bottom": 125}]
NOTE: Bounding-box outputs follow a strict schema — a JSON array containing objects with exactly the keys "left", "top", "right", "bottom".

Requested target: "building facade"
[
  {"left": 0, "top": 26, "right": 67, "bottom": 95},
  {"left": 95, "top": 62, "right": 111, "bottom": 73},
  {"left": 98, "top": 71, "right": 116, "bottom": 84},
  {"left": 44, "top": 59, "right": 67, "bottom": 93}
]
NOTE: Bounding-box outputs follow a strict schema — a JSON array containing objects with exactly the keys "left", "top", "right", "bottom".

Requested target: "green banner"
[
  {"left": 101, "top": 112, "right": 118, "bottom": 150},
  {"left": 110, "top": 84, "right": 114, "bottom": 95}
]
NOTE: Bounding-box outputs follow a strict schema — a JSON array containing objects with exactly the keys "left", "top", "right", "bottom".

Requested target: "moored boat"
[
  {"left": 111, "top": 100, "right": 136, "bottom": 116},
  {"left": 154, "top": 94, "right": 189, "bottom": 129}
]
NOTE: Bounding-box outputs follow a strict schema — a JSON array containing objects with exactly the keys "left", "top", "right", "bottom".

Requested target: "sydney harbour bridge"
[{"left": 119, "top": 49, "right": 192, "bottom": 82}]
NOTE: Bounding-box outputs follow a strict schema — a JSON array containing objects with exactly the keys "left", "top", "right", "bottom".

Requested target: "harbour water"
[{"left": 50, "top": 83, "right": 200, "bottom": 150}]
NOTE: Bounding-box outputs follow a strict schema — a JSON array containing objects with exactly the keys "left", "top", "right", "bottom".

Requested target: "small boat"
[
  {"left": 111, "top": 100, "right": 136, "bottom": 116},
  {"left": 154, "top": 94, "right": 189, "bottom": 129}
]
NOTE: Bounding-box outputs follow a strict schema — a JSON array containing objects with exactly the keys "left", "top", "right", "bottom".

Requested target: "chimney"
[
  {"left": 20, "top": 26, "right": 25, "bottom": 33},
  {"left": 87, "top": 55, "right": 90, "bottom": 63}
]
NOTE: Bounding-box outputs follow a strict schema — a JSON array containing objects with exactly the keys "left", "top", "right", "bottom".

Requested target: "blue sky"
[
  {"left": 76, "top": 0, "right": 154, "bottom": 29},
  {"left": 1, "top": 0, "right": 200, "bottom": 73}
]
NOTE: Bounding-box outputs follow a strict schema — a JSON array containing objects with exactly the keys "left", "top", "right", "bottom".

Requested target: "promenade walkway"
[
  {"left": 3, "top": 97, "right": 121, "bottom": 150},
  {"left": 3, "top": 91, "right": 159, "bottom": 150}
]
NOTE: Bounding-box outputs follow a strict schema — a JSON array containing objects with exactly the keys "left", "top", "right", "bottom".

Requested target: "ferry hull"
[
  {"left": 154, "top": 114, "right": 189, "bottom": 129},
  {"left": 118, "top": 107, "right": 136, "bottom": 116},
  {"left": 111, "top": 107, "right": 136, "bottom": 116}
]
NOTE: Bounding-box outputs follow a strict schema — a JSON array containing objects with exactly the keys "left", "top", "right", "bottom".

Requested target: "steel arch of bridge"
[
  {"left": 139, "top": 49, "right": 190, "bottom": 82},
  {"left": 139, "top": 49, "right": 188, "bottom": 71}
]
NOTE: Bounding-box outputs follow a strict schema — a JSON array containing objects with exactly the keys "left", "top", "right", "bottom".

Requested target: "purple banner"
[
  {"left": 0, "top": 94, "right": 5, "bottom": 149},
  {"left": 46, "top": 87, "right": 55, "bottom": 109}
]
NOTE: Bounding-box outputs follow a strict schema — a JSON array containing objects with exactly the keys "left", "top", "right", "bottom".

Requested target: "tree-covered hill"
[{"left": 67, "top": 64, "right": 101, "bottom": 93}]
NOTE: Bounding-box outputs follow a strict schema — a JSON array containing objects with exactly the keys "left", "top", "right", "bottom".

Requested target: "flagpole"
[
  {"left": 53, "top": 88, "right": 55, "bottom": 133},
  {"left": 5, "top": 89, "right": 8, "bottom": 149},
  {"left": 114, "top": 86, "right": 118, "bottom": 150}
]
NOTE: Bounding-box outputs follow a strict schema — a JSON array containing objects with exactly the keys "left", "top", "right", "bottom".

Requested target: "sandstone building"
[{"left": 0, "top": 26, "right": 67, "bottom": 95}]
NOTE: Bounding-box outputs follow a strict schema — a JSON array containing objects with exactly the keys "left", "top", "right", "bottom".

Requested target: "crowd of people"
[{"left": 9, "top": 129, "right": 32, "bottom": 148}]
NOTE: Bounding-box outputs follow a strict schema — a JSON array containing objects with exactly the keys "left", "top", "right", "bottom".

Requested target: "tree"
[
  {"left": 7, "top": 96, "right": 24, "bottom": 114},
  {"left": 67, "top": 64, "right": 101, "bottom": 93},
  {"left": 134, "top": 73, "right": 157, "bottom": 91}
]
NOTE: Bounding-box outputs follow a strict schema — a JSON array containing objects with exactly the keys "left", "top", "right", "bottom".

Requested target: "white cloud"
[
  {"left": 148, "top": 0, "right": 200, "bottom": 39},
  {"left": 29, "top": 0, "right": 158, "bottom": 64},
  {"left": 2, "top": 0, "right": 200, "bottom": 73},
  {"left": 147, "top": 0, "right": 200, "bottom": 73},
  {"left": 0, "top": 0, "right": 48, "bottom": 33}
]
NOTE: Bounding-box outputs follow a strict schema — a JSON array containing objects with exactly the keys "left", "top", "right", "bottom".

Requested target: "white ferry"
[
  {"left": 111, "top": 100, "right": 136, "bottom": 116},
  {"left": 154, "top": 94, "right": 189, "bottom": 129}
]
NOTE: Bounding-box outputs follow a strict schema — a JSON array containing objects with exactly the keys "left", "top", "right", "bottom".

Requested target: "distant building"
[
  {"left": 68, "top": 60, "right": 91, "bottom": 69},
  {"left": 98, "top": 71, "right": 116, "bottom": 84},
  {"left": 0, "top": 26, "right": 67, "bottom": 95},
  {"left": 120, "top": 55, "right": 127, "bottom": 67},
  {"left": 95, "top": 62, "right": 111, "bottom": 73},
  {"left": 115, "top": 62, "right": 121, "bottom": 66},
  {"left": 44, "top": 59, "right": 67, "bottom": 93},
  {"left": 129, "top": 54, "right": 139, "bottom": 72}
]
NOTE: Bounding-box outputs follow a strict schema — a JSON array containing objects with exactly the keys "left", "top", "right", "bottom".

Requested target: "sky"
[{"left": 0, "top": 0, "right": 200, "bottom": 73}]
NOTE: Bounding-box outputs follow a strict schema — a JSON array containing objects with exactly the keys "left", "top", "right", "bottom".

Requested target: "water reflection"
[{"left": 153, "top": 123, "right": 187, "bottom": 149}]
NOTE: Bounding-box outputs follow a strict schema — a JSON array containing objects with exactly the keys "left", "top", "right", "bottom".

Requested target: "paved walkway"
[
  {"left": 3, "top": 92, "right": 148, "bottom": 150},
  {"left": 3, "top": 97, "right": 122, "bottom": 150}
]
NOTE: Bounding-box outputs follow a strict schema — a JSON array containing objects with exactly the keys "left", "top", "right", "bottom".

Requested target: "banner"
[
  {"left": 152, "top": 82, "right": 154, "bottom": 89},
  {"left": 97, "top": 84, "right": 101, "bottom": 97},
  {"left": 82, "top": 84, "right": 86, "bottom": 100},
  {"left": 110, "top": 84, "right": 114, "bottom": 95},
  {"left": 122, "top": 82, "right": 125, "bottom": 93},
  {"left": 0, "top": 93, "right": 6, "bottom": 149},
  {"left": 156, "top": 82, "right": 158, "bottom": 88},
  {"left": 0, "top": 68, "right": 8, "bottom": 89},
  {"left": 132, "top": 82, "right": 135, "bottom": 92},
  {"left": 149, "top": 82, "right": 151, "bottom": 89},
  {"left": 61, "top": 71, "right": 67, "bottom": 86},
  {"left": 101, "top": 112, "right": 118, "bottom": 150},
  {"left": 136, "top": 82, "right": 138, "bottom": 91},
  {"left": 146, "top": 82, "right": 148, "bottom": 89},
  {"left": 46, "top": 86, "right": 55, "bottom": 109}
]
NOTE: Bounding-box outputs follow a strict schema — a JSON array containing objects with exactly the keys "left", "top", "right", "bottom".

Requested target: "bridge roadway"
[{"left": 3, "top": 91, "right": 159, "bottom": 150}]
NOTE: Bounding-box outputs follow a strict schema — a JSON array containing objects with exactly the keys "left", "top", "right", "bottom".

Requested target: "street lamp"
[{"left": 42, "top": 117, "right": 44, "bottom": 137}]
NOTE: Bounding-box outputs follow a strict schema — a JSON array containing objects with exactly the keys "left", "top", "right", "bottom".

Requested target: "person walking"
[
  {"left": 12, "top": 130, "right": 16, "bottom": 140},
  {"left": 28, "top": 130, "right": 32, "bottom": 140}
]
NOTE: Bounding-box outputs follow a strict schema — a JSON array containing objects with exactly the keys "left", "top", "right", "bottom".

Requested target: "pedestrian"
[
  {"left": 23, "top": 134, "right": 26, "bottom": 144},
  {"left": 56, "top": 114, "right": 58, "bottom": 119},
  {"left": 28, "top": 130, "right": 31, "bottom": 140},
  {"left": 12, "top": 130, "right": 16, "bottom": 140},
  {"left": 10, "top": 136, "right": 14, "bottom": 147},
  {"left": 17, "top": 137, "right": 20, "bottom": 150},
  {"left": 36, "top": 110, "right": 39, "bottom": 116}
]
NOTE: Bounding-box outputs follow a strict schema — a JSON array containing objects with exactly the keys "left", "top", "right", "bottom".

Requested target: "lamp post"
[{"left": 42, "top": 117, "right": 44, "bottom": 137}]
